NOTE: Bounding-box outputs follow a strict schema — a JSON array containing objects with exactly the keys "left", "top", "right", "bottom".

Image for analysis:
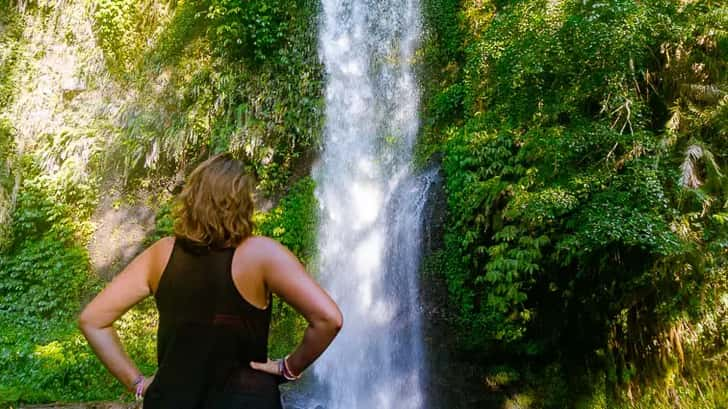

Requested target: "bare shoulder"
[
  {"left": 150, "top": 236, "right": 175, "bottom": 256},
  {"left": 237, "top": 235, "right": 285, "bottom": 254},
  {"left": 236, "top": 235, "right": 295, "bottom": 264},
  {"left": 123, "top": 236, "right": 174, "bottom": 265},
  {"left": 155, "top": 235, "right": 176, "bottom": 248},
  {"left": 143, "top": 236, "right": 176, "bottom": 294}
]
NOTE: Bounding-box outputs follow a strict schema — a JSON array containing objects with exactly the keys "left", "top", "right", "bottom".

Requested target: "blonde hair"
[{"left": 173, "top": 152, "right": 255, "bottom": 248}]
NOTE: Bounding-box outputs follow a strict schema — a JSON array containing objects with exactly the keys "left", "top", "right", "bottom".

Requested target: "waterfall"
[{"left": 305, "top": 0, "right": 433, "bottom": 407}]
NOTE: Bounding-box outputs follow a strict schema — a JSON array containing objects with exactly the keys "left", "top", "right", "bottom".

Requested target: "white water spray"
[{"left": 308, "top": 0, "right": 434, "bottom": 408}]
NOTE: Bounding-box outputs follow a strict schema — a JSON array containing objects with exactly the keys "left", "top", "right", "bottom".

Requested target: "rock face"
[
  {"left": 419, "top": 159, "right": 503, "bottom": 409},
  {"left": 419, "top": 157, "right": 447, "bottom": 275},
  {"left": 86, "top": 181, "right": 158, "bottom": 280},
  {"left": 61, "top": 76, "right": 87, "bottom": 101}
]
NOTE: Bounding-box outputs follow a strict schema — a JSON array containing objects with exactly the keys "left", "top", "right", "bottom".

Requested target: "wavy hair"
[{"left": 173, "top": 152, "right": 255, "bottom": 248}]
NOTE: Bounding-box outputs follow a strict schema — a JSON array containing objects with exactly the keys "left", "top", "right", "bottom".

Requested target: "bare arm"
[
  {"left": 77, "top": 237, "right": 172, "bottom": 391},
  {"left": 249, "top": 237, "right": 343, "bottom": 376}
]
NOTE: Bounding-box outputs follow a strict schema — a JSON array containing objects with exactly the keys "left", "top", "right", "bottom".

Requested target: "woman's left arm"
[{"left": 78, "top": 237, "right": 172, "bottom": 392}]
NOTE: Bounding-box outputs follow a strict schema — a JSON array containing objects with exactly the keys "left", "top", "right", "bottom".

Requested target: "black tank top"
[{"left": 143, "top": 237, "right": 281, "bottom": 409}]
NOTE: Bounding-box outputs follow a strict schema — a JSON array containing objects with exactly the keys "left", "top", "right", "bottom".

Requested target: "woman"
[{"left": 78, "top": 153, "right": 343, "bottom": 408}]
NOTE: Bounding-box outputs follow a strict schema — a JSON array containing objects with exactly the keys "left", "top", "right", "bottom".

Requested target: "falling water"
[{"left": 307, "top": 0, "right": 434, "bottom": 407}]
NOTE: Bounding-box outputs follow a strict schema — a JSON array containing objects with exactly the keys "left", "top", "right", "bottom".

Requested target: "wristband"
[{"left": 281, "top": 355, "right": 302, "bottom": 381}]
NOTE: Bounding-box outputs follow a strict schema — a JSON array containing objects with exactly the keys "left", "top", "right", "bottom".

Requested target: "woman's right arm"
[{"left": 250, "top": 236, "right": 343, "bottom": 376}]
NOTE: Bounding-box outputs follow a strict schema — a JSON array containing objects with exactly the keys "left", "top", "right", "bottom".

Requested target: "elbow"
[
  {"left": 328, "top": 307, "right": 343, "bottom": 334},
  {"left": 77, "top": 313, "right": 88, "bottom": 333},
  {"left": 313, "top": 307, "right": 343, "bottom": 335},
  {"left": 77, "top": 308, "right": 93, "bottom": 335}
]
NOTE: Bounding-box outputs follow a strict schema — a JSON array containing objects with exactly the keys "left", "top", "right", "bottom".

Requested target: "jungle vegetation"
[
  {"left": 419, "top": 0, "right": 727, "bottom": 407},
  {"left": 0, "top": 0, "right": 726, "bottom": 407}
]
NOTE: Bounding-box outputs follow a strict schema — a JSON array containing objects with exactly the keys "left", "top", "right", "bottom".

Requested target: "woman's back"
[
  {"left": 79, "top": 153, "right": 341, "bottom": 407},
  {"left": 143, "top": 237, "right": 282, "bottom": 409}
]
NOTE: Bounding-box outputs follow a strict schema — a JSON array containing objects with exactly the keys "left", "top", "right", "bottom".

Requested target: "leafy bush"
[
  {"left": 0, "top": 157, "right": 106, "bottom": 404},
  {"left": 256, "top": 177, "right": 318, "bottom": 266},
  {"left": 92, "top": 0, "right": 147, "bottom": 75},
  {"left": 205, "top": 0, "right": 290, "bottom": 63},
  {"left": 93, "top": 0, "right": 323, "bottom": 194},
  {"left": 422, "top": 0, "right": 728, "bottom": 405}
]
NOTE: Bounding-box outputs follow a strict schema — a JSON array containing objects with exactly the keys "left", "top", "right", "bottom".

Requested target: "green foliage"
[
  {"left": 423, "top": 0, "right": 728, "bottom": 405},
  {"left": 256, "top": 177, "right": 318, "bottom": 266},
  {"left": 0, "top": 158, "right": 96, "bottom": 309},
  {"left": 205, "top": 0, "right": 290, "bottom": 63},
  {"left": 147, "top": 1, "right": 208, "bottom": 66},
  {"left": 0, "top": 0, "right": 23, "bottom": 110},
  {"left": 3, "top": 0, "right": 724, "bottom": 406},
  {"left": 0, "top": 2, "right": 22, "bottom": 250},
  {"left": 92, "top": 0, "right": 324, "bottom": 194},
  {"left": 0, "top": 157, "right": 108, "bottom": 404},
  {"left": 2, "top": 0, "right": 323, "bottom": 405},
  {"left": 416, "top": 0, "right": 467, "bottom": 166},
  {"left": 145, "top": 199, "right": 175, "bottom": 245},
  {"left": 92, "top": 0, "right": 152, "bottom": 75},
  {"left": 0, "top": 120, "right": 15, "bottom": 249}
]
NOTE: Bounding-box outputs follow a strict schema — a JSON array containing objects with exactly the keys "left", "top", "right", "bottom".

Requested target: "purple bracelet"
[
  {"left": 132, "top": 375, "right": 144, "bottom": 400},
  {"left": 278, "top": 359, "right": 285, "bottom": 377}
]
